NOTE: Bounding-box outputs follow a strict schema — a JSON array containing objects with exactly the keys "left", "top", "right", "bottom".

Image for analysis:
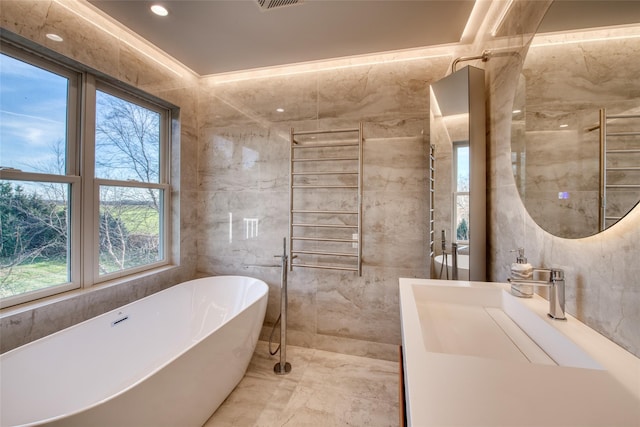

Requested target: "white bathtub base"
[
  {"left": 433, "top": 254, "right": 470, "bottom": 281},
  {"left": 47, "top": 308, "right": 259, "bottom": 427},
  {"left": 1, "top": 276, "right": 268, "bottom": 427}
]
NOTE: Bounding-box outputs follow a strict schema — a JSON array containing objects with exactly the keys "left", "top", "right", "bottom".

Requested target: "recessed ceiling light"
[
  {"left": 559, "top": 124, "right": 569, "bottom": 128},
  {"left": 276, "top": 108, "right": 284, "bottom": 113},
  {"left": 151, "top": 4, "right": 169, "bottom": 16},
  {"left": 512, "top": 109, "right": 521, "bottom": 114},
  {"left": 46, "top": 33, "right": 64, "bottom": 42}
]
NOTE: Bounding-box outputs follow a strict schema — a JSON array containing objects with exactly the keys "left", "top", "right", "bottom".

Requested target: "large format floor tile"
[{"left": 204, "top": 341, "right": 399, "bottom": 426}]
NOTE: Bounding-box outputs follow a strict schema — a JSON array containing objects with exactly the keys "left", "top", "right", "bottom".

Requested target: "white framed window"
[
  {"left": 0, "top": 42, "right": 171, "bottom": 308},
  {"left": 89, "top": 83, "right": 170, "bottom": 282},
  {"left": 452, "top": 141, "right": 470, "bottom": 243}
]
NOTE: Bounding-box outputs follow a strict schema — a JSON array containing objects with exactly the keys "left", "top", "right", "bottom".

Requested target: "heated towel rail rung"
[
  {"left": 293, "top": 128, "right": 359, "bottom": 136},
  {"left": 290, "top": 263, "right": 359, "bottom": 272},
  {"left": 606, "top": 184, "right": 640, "bottom": 189},
  {"left": 607, "top": 167, "right": 640, "bottom": 171},
  {"left": 608, "top": 114, "right": 640, "bottom": 119},
  {"left": 607, "top": 149, "right": 640, "bottom": 154},
  {"left": 292, "top": 157, "right": 358, "bottom": 162},
  {"left": 292, "top": 142, "right": 359, "bottom": 148},
  {"left": 292, "top": 250, "right": 358, "bottom": 257},
  {"left": 607, "top": 132, "right": 640, "bottom": 137},
  {"left": 291, "top": 237, "right": 357, "bottom": 243},
  {"left": 292, "top": 223, "right": 358, "bottom": 228},
  {"left": 293, "top": 171, "right": 358, "bottom": 176},
  {"left": 292, "top": 209, "right": 358, "bottom": 215},
  {"left": 292, "top": 185, "right": 358, "bottom": 189}
]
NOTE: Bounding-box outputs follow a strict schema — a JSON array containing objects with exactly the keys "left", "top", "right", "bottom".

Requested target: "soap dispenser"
[{"left": 509, "top": 248, "right": 533, "bottom": 297}]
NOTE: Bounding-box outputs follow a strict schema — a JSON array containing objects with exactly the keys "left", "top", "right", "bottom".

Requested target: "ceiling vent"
[{"left": 256, "top": 0, "right": 303, "bottom": 11}]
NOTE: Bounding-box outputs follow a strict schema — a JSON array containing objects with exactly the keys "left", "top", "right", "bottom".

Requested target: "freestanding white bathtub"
[
  {"left": 433, "top": 254, "right": 470, "bottom": 280},
  {"left": 0, "top": 275, "right": 268, "bottom": 427}
]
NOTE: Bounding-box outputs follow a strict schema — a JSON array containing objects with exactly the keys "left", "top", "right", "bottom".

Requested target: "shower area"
[{"left": 195, "top": 56, "right": 447, "bottom": 360}]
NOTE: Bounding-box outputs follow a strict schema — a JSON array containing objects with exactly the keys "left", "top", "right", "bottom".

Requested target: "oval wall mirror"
[{"left": 511, "top": 1, "right": 640, "bottom": 238}]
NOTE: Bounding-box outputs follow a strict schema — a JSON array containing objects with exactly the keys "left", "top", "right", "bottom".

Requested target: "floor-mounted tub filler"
[{"left": 1, "top": 276, "right": 268, "bottom": 427}]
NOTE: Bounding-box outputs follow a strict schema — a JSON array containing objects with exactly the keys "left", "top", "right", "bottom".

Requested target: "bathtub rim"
[
  {"left": 433, "top": 254, "right": 470, "bottom": 270},
  {"left": 0, "top": 264, "right": 178, "bottom": 323},
  {"left": 1, "top": 275, "right": 268, "bottom": 427}
]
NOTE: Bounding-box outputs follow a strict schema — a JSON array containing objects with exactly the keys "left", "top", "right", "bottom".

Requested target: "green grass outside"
[
  {"left": 1, "top": 205, "right": 160, "bottom": 299},
  {"left": 103, "top": 205, "right": 160, "bottom": 235},
  {"left": 0, "top": 258, "right": 68, "bottom": 298}
]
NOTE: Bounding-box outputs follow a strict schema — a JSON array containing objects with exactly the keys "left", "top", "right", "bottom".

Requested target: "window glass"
[
  {"left": 454, "top": 143, "right": 470, "bottom": 242},
  {"left": 455, "top": 194, "right": 470, "bottom": 241},
  {"left": 98, "top": 186, "right": 162, "bottom": 275},
  {"left": 0, "top": 44, "right": 171, "bottom": 308},
  {"left": 95, "top": 90, "right": 161, "bottom": 183},
  {"left": 0, "top": 53, "right": 68, "bottom": 174},
  {"left": 0, "top": 51, "right": 73, "bottom": 302},
  {"left": 456, "top": 145, "right": 469, "bottom": 192},
  {"left": 0, "top": 180, "right": 70, "bottom": 298}
]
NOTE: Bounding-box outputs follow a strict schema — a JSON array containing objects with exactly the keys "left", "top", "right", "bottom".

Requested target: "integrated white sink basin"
[
  {"left": 413, "top": 284, "right": 601, "bottom": 369},
  {"left": 400, "top": 279, "right": 640, "bottom": 427}
]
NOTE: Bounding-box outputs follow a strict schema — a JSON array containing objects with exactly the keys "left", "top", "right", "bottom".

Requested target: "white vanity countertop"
[{"left": 399, "top": 278, "right": 640, "bottom": 427}]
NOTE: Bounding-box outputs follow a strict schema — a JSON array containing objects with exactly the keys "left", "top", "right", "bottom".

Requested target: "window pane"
[
  {"left": 98, "top": 186, "right": 162, "bottom": 275},
  {"left": 0, "top": 53, "right": 69, "bottom": 174},
  {"left": 0, "top": 180, "right": 70, "bottom": 298},
  {"left": 95, "top": 91, "right": 161, "bottom": 183},
  {"left": 456, "top": 145, "right": 469, "bottom": 192},
  {"left": 456, "top": 194, "right": 470, "bottom": 241}
]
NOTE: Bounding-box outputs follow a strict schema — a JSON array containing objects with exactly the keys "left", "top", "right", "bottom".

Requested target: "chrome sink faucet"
[{"left": 508, "top": 268, "right": 566, "bottom": 320}]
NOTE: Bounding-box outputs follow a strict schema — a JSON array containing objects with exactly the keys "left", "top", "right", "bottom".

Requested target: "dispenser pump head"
[{"left": 512, "top": 247, "right": 527, "bottom": 264}]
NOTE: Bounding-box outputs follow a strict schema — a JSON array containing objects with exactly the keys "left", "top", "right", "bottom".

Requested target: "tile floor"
[{"left": 203, "top": 341, "right": 400, "bottom": 426}]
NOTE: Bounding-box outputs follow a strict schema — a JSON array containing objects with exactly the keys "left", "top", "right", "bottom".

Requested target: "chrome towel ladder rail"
[
  {"left": 598, "top": 108, "right": 640, "bottom": 230},
  {"left": 428, "top": 144, "right": 435, "bottom": 260},
  {"left": 289, "top": 124, "right": 363, "bottom": 275}
]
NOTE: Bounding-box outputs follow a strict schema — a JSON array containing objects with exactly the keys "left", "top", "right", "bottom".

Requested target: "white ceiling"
[
  {"left": 87, "top": 0, "right": 476, "bottom": 76},
  {"left": 86, "top": 1, "right": 640, "bottom": 76},
  {"left": 537, "top": 0, "right": 640, "bottom": 33}
]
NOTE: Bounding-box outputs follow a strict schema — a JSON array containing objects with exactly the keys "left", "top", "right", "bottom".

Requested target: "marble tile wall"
[
  {"left": 197, "top": 57, "right": 450, "bottom": 360},
  {"left": 2, "top": 0, "right": 638, "bottom": 361},
  {"left": 0, "top": 0, "right": 199, "bottom": 353},
  {"left": 486, "top": 0, "right": 640, "bottom": 357}
]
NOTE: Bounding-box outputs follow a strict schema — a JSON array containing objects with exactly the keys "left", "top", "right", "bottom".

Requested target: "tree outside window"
[
  {"left": 454, "top": 142, "right": 470, "bottom": 242},
  {"left": 0, "top": 47, "right": 170, "bottom": 306}
]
